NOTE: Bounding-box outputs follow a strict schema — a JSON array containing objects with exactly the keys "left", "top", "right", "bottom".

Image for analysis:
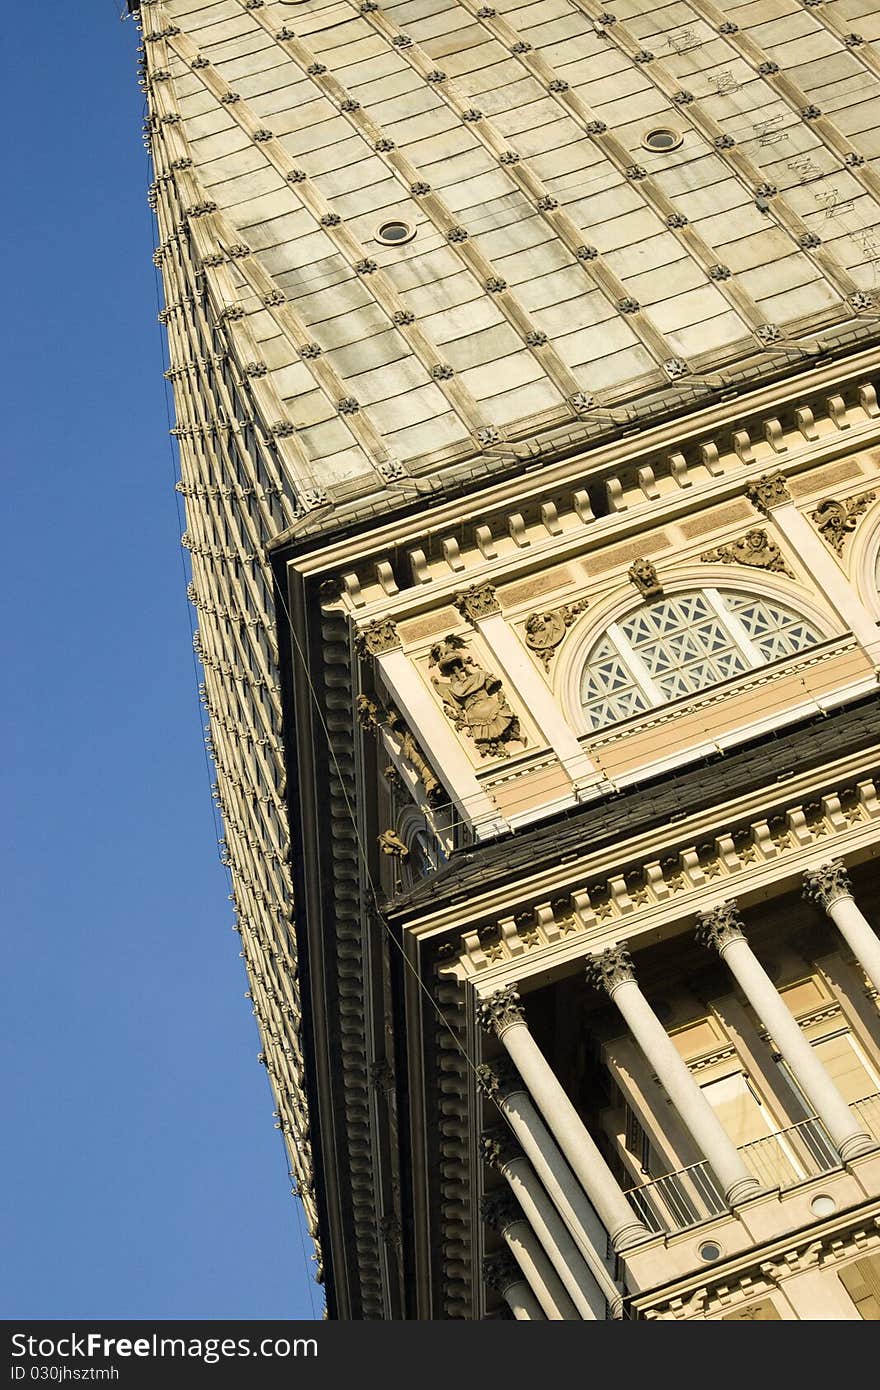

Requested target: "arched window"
[{"left": 579, "top": 588, "right": 823, "bottom": 733}]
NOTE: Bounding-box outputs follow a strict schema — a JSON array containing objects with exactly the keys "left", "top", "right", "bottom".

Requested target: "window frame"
[{"left": 559, "top": 577, "right": 835, "bottom": 739}]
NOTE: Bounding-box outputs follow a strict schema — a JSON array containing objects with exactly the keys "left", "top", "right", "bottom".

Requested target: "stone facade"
[{"left": 133, "top": 0, "right": 880, "bottom": 1319}]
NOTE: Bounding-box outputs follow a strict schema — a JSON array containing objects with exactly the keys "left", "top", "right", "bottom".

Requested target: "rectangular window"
[{"left": 812, "top": 1030, "right": 880, "bottom": 1104}]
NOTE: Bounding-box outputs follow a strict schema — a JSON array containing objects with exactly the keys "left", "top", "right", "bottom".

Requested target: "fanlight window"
[{"left": 579, "top": 589, "right": 822, "bottom": 733}]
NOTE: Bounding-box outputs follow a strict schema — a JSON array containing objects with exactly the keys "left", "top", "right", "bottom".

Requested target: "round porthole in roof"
[
  {"left": 375, "top": 219, "right": 416, "bottom": 246},
  {"left": 642, "top": 127, "right": 684, "bottom": 152},
  {"left": 698, "top": 1240, "right": 723, "bottom": 1263}
]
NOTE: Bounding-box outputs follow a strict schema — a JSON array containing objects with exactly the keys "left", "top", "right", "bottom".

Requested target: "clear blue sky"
[{"left": 0, "top": 5, "right": 321, "bottom": 1319}]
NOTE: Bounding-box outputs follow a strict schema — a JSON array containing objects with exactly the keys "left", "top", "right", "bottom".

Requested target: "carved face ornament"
[{"left": 524, "top": 610, "right": 566, "bottom": 651}]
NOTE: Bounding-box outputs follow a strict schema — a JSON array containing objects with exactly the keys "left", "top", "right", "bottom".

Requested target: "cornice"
[
  {"left": 391, "top": 709, "right": 880, "bottom": 941},
  {"left": 276, "top": 361, "right": 880, "bottom": 589},
  {"left": 632, "top": 1204, "right": 880, "bottom": 1320}
]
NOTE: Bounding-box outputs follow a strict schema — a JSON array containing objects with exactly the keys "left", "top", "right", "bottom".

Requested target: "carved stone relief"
[
  {"left": 378, "top": 829, "right": 409, "bottom": 860},
  {"left": 810, "top": 491, "right": 876, "bottom": 553},
  {"left": 700, "top": 528, "right": 792, "bottom": 575},
  {"left": 356, "top": 695, "right": 444, "bottom": 805},
  {"left": 428, "top": 635, "right": 524, "bottom": 758},
  {"left": 523, "top": 599, "right": 589, "bottom": 668}
]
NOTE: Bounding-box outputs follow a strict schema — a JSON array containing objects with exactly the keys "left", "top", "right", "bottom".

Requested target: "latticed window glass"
[
  {"left": 579, "top": 589, "right": 822, "bottom": 733},
  {"left": 725, "top": 594, "right": 820, "bottom": 663}
]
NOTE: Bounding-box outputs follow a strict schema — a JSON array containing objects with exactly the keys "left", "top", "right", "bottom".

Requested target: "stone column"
[
  {"left": 477, "top": 987, "right": 650, "bottom": 1251},
  {"left": 803, "top": 861, "right": 880, "bottom": 995},
  {"left": 696, "top": 901, "right": 875, "bottom": 1161},
  {"left": 482, "top": 1251, "right": 546, "bottom": 1320},
  {"left": 481, "top": 1191, "right": 579, "bottom": 1320},
  {"left": 585, "top": 946, "right": 761, "bottom": 1205},
  {"left": 482, "top": 1133, "right": 606, "bottom": 1320},
  {"left": 478, "top": 1061, "right": 624, "bottom": 1316}
]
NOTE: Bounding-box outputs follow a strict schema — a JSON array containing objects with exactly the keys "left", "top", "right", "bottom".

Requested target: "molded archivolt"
[
  {"left": 576, "top": 586, "right": 826, "bottom": 732},
  {"left": 556, "top": 570, "right": 838, "bottom": 734}
]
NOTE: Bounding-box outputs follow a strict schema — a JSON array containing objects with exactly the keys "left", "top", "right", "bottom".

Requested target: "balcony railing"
[
  {"left": 738, "top": 1116, "right": 838, "bottom": 1191},
  {"left": 625, "top": 1160, "right": 726, "bottom": 1235},
  {"left": 624, "top": 1113, "right": 843, "bottom": 1235}
]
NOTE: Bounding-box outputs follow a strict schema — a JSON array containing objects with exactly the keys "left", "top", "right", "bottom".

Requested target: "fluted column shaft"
[
  {"left": 481, "top": 1065, "right": 623, "bottom": 1315},
  {"left": 804, "top": 861, "right": 880, "bottom": 995},
  {"left": 485, "top": 1140, "right": 605, "bottom": 1320},
  {"left": 698, "top": 902, "right": 875, "bottom": 1162},
  {"left": 587, "top": 947, "right": 761, "bottom": 1206},
  {"left": 477, "top": 988, "right": 649, "bottom": 1251},
  {"left": 501, "top": 1217, "right": 580, "bottom": 1320}
]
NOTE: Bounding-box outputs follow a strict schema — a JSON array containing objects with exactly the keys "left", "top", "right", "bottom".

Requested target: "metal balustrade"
[
  {"left": 624, "top": 1160, "right": 726, "bottom": 1234},
  {"left": 738, "top": 1116, "right": 838, "bottom": 1191},
  {"left": 624, "top": 1112, "right": 846, "bottom": 1234}
]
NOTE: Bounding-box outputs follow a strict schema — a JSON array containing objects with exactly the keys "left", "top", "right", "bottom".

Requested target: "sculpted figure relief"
[
  {"left": 628, "top": 557, "right": 663, "bottom": 600},
  {"left": 429, "top": 635, "right": 523, "bottom": 758},
  {"left": 700, "top": 527, "right": 791, "bottom": 574},
  {"left": 523, "top": 599, "right": 589, "bottom": 669}
]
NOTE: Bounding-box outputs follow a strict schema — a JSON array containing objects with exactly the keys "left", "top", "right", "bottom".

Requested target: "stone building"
[{"left": 133, "top": 0, "right": 880, "bottom": 1318}]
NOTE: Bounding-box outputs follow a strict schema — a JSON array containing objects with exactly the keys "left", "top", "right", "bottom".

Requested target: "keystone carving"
[
  {"left": 377, "top": 828, "right": 409, "bottom": 860},
  {"left": 585, "top": 944, "right": 636, "bottom": 995},
  {"left": 810, "top": 492, "right": 876, "bottom": 553},
  {"left": 696, "top": 900, "right": 747, "bottom": 953},
  {"left": 453, "top": 583, "right": 500, "bottom": 624},
  {"left": 803, "top": 860, "right": 853, "bottom": 910},
  {"left": 700, "top": 528, "right": 792, "bottom": 575},
  {"left": 476, "top": 985, "right": 525, "bottom": 1035},
  {"left": 523, "top": 600, "right": 589, "bottom": 668},
  {"left": 628, "top": 558, "right": 663, "bottom": 600},
  {"left": 747, "top": 473, "right": 791, "bottom": 514},
  {"left": 355, "top": 617, "right": 401, "bottom": 657},
  {"left": 429, "top": 635, "right": 523, "bottom": 758}
]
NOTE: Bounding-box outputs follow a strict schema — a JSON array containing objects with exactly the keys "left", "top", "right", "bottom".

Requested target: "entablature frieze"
[
  {"left": 633, "top": 1207, "right": 880, "bottom": 1321},
  {"left": 409, "top": 765, "right": 880, "bottom": 985},
  {"left": 282, "top": 365, "right": 880, "bottom": 612}
]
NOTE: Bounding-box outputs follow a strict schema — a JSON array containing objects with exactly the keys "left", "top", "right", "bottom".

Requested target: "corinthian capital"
[
  {"left": 480, "top": 1128, "right": 520, "bottom": 1171},
  {"left": 482, "top": 1250, "right": 522, "bottom": 1295},
  {"left": 480, "top": 1189, "right": 521, "bottom": 1233},
  {"left": 696, "top": 900, "right": 746, "bottom": 953},
  {"left": 476, "top": 985, "right": 525, "bottom": 1036},
  {"left": 585, "top": 944, "right": 636, "bottom": 996},
  {"left": 803, "top": 860, "right": 853, "bottom": 910},
  {"left": 746, "top": 472, "right": 791, "bottom": 514},
  {"left": 355, "top": 617, "right": 401, "bottom": 657},
  {"left": 475, "top": 1058, "right": 522, "bottom": 1101},
  {"left": 453, "top": 582, "right": 500, "bottom": 624}
]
